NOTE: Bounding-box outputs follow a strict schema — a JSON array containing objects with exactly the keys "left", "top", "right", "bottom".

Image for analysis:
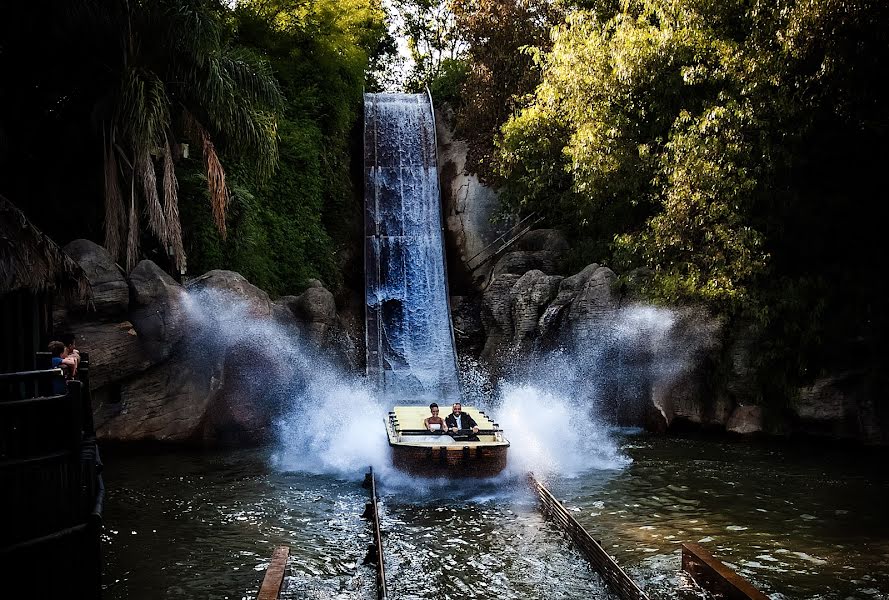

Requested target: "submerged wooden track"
[
  {"left": 528, "top": 473, "right": 650, "bottom": 600},
  {"left": 362, "top": 467, "right": 388, "bottom": 600}
]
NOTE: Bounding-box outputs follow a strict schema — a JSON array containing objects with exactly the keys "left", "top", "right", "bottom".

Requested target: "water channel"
[{"left": 101, "top": 434, "right": 889, "bottom": 599}]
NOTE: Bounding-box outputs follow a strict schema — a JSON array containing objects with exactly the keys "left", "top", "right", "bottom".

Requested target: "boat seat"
[{"left": 391, "top": 405, "right": 495, "bottom": 432}]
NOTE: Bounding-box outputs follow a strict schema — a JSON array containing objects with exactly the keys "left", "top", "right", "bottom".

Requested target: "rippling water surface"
[{"left": 102, "top": 435, "right": 889, "bottom": 600}]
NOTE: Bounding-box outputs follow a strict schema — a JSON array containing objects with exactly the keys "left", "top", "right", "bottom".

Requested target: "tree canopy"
[{"left": 0, "top": 0, "right": 391, "bottom": 295}]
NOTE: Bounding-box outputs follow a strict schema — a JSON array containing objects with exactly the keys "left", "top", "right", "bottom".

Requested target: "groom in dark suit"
[{"left": 445, "top": 402, "right": 479, "bottom": 434}]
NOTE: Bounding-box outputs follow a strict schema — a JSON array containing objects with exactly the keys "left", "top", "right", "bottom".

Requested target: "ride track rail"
[
  {"left": 358, "top": 466, "right": 648, "bottom": 600},
  {"left": 528, "top": 473, "right": 651, "bottom": 600},
  {"left": 362, "top": 467, "right": 388, "bottom": 600}
]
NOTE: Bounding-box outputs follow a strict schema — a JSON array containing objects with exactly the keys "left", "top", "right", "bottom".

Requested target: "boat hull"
[{"left": 390, "top": 443, "right": 508, "bottom": 478}]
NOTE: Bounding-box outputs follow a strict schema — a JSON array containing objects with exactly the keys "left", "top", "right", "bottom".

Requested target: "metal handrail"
[
  {"left": 0, "top": 368, "right": 64, "bottom": 382},
  {"left": 464, "top": 212, "right": 539, "bottom": 266}
]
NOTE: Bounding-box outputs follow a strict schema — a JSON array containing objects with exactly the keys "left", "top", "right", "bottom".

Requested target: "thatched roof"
[{"left": 0, "top": 194, "right": 91, "bottom": 299}]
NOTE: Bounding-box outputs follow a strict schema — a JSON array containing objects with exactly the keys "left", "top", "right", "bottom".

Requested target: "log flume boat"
[{"left": 385, "top": 406, "right": 510, "bottom": 477}]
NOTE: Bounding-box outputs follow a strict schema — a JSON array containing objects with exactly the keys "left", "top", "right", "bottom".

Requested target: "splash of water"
[{"left": 181, "top": 286, "right": 721, "bottom": 490}]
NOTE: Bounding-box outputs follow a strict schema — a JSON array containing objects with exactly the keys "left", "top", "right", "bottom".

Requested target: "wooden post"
[
  {"left": 257, "top": 546, "right": 289, "bottom": 600},
  {"left": 681, "top": 543, "right": 769, "bottom": 600}
]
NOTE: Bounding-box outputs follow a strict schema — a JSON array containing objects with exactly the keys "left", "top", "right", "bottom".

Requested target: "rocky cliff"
[
  {"left": 450, "top": 230, "right": 887, "bottom": 445},
  {"left": 57, "top": 239, "right": 356, "bottom": 445}
]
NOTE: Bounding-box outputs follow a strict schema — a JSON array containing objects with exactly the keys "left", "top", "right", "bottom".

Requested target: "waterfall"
[{"left": 363, "top": 93, "right": 460, "bottom": 402}]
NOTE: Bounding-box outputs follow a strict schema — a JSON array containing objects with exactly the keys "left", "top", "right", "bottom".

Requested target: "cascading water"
[{"left": 363, "top": 92, "right": 460, "bottom": 402}]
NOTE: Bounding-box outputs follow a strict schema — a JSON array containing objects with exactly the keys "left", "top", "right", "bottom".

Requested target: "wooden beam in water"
[
  {"left": 257, "top": 546, "right": 289, "bottom": 600},
  {"left": 528, "top": 474, "right": 649, "bottom": 600},
  {"left": 362, "top": 467, "right": 389, "bottom": 600},
  {"left": 681, "top": 543, "right": 769, "bottom": 600}
]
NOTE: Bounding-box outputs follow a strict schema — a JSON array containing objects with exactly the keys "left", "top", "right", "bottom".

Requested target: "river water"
[{"left": 101, "top": 434, "right": 888, "bottom": 600}]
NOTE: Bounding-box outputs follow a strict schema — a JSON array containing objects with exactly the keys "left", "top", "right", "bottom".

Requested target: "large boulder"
[
  {"left": 94, "top": 358, "right": 220, "bottom": 443},
  {"left": 510, "top": 270, "right": 562, "bottom": 345},
  {"left": 566, "top": 265, "right": 620, "bottom": 336},
  {"left": 726, "top": 405, "right": 763, "bottom": 434},
  {"left": 128, "top": 260, "right": 186, "bottom": 362},
  {"left": 74, "top": 320, "right": 154, "bottom": 391},
  {"left": 278, "top": 281, "right": 339, "bottom": 347},
  {"left": 491, "top": 250, "right": 561, "bottom": 278},
  {"left": 63, "top": 239, "right": 128, "bottom": 316},
  {"left": 186, "top": 270, "right": 276, "bottom": 319}
]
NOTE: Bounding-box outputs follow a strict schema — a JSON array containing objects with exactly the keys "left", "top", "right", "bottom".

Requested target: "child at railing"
[{"left": 48, "top": 340, "right": 76, "bottom": 394}]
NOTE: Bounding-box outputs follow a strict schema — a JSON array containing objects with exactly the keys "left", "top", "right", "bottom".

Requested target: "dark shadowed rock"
[
  {"left": 491, "top": 250, "right": 561, "bottom": 278},
  {"left": 537, "top": 264, "right": 599, "bottom": 343},
  {"left": 289, "top": 286, "right": 337, "bottom": 345},
  {"left": 94, "top": 358, "right": 220, "bottom": 443},
  {"left": 511, "top": 270, "right": 562, "bottom": 345},
  {"left": 75, "top": 320, "right": 154, "bottom": 390},
  {"left": 293, "top": 287, "right": 336, "bottom": 324},
  {"left": 205, "top": 339, "right": 295, "bottom": 445},
  {"left": 129, "top": 259, "right": 186, "bottom": 362},
  {"left": 480, "top": 273, "right": 520, "bottom": 360},
  {"left": 566, "top": 266, "right": 619, "bottom": 331},
  {"left": 63, "top": 238, "right": 128, "bottom": 316},
  {"left": 451, "top": 295, "right": 485, "bottom": 354},
  {"left": 726, "top": 405, "right": 763, "bottom": 434},
  {"left": 515, "top": 229, "right": 569, "bottom": 254}
]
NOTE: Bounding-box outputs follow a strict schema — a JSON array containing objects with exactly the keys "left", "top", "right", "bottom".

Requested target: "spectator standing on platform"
[
  {"left": 60, "top": 332, "right": 80, "bottom": 376},
  {"left": 48, "top": 340, "right": 76, "bottom": 394}
]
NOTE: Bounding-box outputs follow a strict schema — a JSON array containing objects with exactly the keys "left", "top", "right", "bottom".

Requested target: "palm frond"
[
  {"left": 200, "top": 125, "right": 229, "bottom": 240},
  {"left": 137, "top": 149, "right": 169, "bottom": 247},
  {"left": 221, "top": 47, "right": 285, "bottom": 111},
  {"left": 158, "top": 0, "right": 222, "bottom": 69},
  {"left": 163, "top": 140, "right": 186, "bottom": 273},
  {"left": 176, "top": 50, "right": 281, "bottom": 180},
  {"left": 126, "top": 178, "right": 141, "bottom": 271},
  {"left": 103, "top": 133, "right": 125, "bottom": 262},
  {"left": 117, "top": 66, "right": 172, "bottom": 152}
]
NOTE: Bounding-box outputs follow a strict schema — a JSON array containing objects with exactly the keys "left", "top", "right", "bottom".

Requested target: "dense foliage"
[
  {"left": 0, "top": 0, "right": 390, "bottom": 295},
  {"left": 491, "top": 0, "right": 889, "bottom": 391}
]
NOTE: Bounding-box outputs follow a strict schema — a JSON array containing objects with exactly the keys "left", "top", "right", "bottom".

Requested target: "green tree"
[
  {"left": 94, "top": 0, "right": 283, "bottom": 273},
  {"left": 173, "top": 0, "right": 390, "bottom": 294},
  {"left": 499, "top": 0, "right": 889, "bottom": 393},
  {"left": 392, "top": 0, "right": 465, "bottom": 89},
  {"left": 451, "top": 0, "right": 563, "bottom": 181}
]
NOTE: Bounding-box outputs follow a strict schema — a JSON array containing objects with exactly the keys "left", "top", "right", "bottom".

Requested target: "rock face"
[
  {"left": 75, "top": 320, "right": 154, "bottom": 391},
  {"left": 62, "top": 239, "right": 129, "bottom": 316},
  {"left": 436, "top": 106, "right": 501, "bottom": 280},
  {"left": 187, "top": 269, "right": 276, "bottom": 317},
  {"left": 129, "top": 260, "right": 186, "bottom": 362},
  {"left": 55, "top": 245, "right": 350, "bottom": 445},
  {"left": 480, "top": 260, "right": 620, "bottom": 361},
  {"left": 790, "top": 372, "right": 887, "bottom": 443},
  {"left": 94, "top": 358, "right": 218, "bottom": 442},
  {"left": 726, "top": 405, "right": 764, "bottom": 434}
]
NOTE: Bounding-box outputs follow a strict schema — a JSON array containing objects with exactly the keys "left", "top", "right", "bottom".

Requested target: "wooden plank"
[
  {"left": 364, "top": 467, "right": 389, "bottom": 600},
  {"left": 257, "top": 546, "right": 289, "bottom": 600},
  {"left": 682, "top": 543, "right": 770, "bottom": 600},
  {"left": 529, "top": 474, "right": 649, "bottom": 600}
]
